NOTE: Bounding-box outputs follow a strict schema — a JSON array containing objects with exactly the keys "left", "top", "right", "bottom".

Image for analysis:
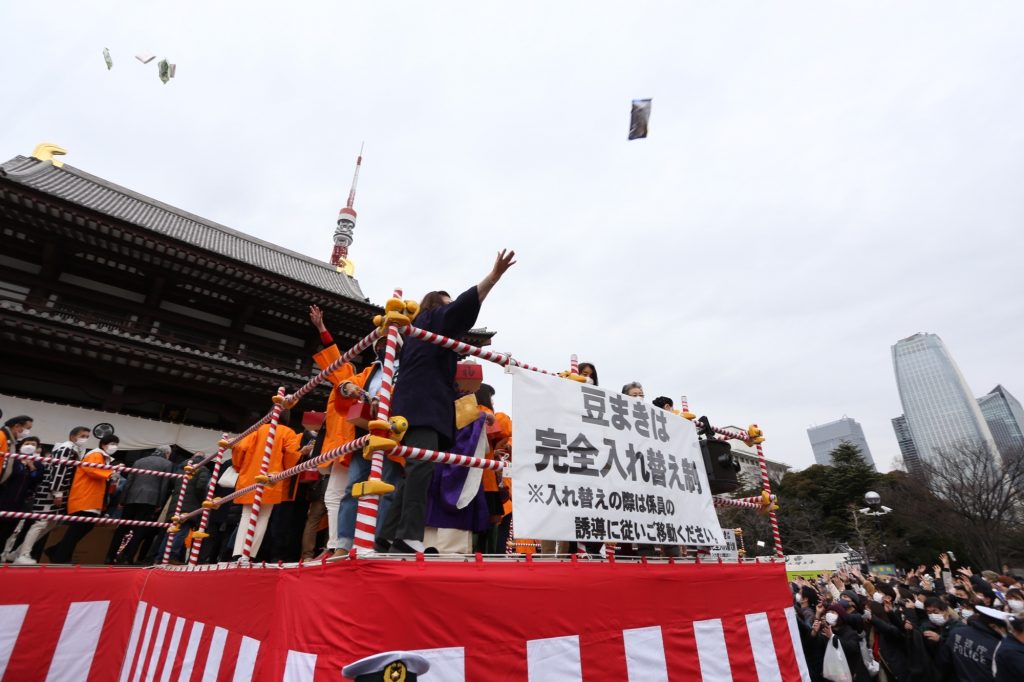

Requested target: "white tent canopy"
[{"left": 0, "top": 392, "right": 222, "bottom": 453}]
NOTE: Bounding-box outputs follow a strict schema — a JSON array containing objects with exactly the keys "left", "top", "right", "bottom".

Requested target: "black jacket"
[{"left": 871, "top": 613, "right": 913, "bottom": 681}]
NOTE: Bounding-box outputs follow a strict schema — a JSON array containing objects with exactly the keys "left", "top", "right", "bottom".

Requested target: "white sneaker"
[
  {"left": 1, "top": 552, "right": 14, "bottom": 563},
  {"left": 13, "top": 555, "right": 37, "bottom": 565}
]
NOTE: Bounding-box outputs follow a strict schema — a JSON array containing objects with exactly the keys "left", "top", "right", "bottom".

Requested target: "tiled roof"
[{"left": 0, "top": 156, "right": 367, "bottom": 302}]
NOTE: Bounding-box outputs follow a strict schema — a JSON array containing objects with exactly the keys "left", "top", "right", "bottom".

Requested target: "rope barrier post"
[
  {"left": 754, "top": 439, "right": 784, "bottom": 559},
  {"left": 568, "top": 354, "right": 587, "bottom": 556},
  {"left": 160, "top": 459, "right": 196, "bottom": 565},
  {"left": 241, "top": 386, "right": 287, "bottom": 561},
  {"left": 188, "top": 436, "right": 228, "bottom": 566},
  {"left": 351, "top": 312, "right": 402, "bottom": 555}
]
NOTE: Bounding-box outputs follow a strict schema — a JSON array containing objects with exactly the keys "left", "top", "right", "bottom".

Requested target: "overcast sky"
[{"left": 3, "top": 2, "right": 1023, "bottom": 472}]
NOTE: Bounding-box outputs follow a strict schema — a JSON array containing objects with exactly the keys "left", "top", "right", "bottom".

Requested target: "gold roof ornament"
[
  {"left": 336, "top": 258, "right": 356, "bottom": 276},
  {"left": 31, "top": 143, "right": 67, "bottom": 168}
]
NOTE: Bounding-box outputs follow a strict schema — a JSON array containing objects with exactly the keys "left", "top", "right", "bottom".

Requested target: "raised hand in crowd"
[{"left": 309, "top": 304, "right": 326, "bottom": 332}]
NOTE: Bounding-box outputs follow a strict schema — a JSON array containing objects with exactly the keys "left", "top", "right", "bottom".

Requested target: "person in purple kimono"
[{"left": 381, "top": 249, "right": 516, "bottom": 553}]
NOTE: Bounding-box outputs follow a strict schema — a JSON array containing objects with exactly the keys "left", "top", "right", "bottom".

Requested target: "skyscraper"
[
  {"left": 891, "top": 332, "right": 997, "bottom": 463},
  {"left": 891, "top": 415, "right": 923, "bottom": 476},
  {"left": 807, "top": 417, "right": 875, "bottom": 469},
  {"left": 977, "top": 385, "right": 1024, "bottom": 460}
]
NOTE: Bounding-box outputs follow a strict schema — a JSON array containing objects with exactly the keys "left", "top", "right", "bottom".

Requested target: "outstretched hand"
[
  {"left": 491, "top": 249, "right": 517, "bottom": 281},
  {"left": 309, "top": 305, "right": 326, "bottom": 333}
]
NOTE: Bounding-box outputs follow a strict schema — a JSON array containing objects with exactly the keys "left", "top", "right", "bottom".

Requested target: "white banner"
[
  {"left": 708, "top": 529, "right": 738, "bottom": 561},
  {"left": 784, "top": 553, "right": 850, "bottom": 573},
  {"left": 509, "top": 367, "right": 722, "bottom": 546}
]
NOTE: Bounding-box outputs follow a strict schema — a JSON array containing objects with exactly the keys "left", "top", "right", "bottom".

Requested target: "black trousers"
[
  {"left": 47, "top": 511, "right": 100, "bottom": 563},
  {"left": 106, "top": 503, "right": 159, "bottom": 563},
  {"left": 380, "top": 427, "right": 439, "bottom": 543}
]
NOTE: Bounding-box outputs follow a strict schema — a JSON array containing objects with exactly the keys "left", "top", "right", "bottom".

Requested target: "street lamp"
[{"left": 858, "top": 491, "right": 893, "bottom": 565}]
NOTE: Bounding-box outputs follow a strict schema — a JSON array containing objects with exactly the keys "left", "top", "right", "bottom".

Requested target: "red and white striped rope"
[
  {"left": 390, "top": 445, "right": 506, "bottom": 471},
  {"left": 3, "top": 451, "right": 184, "bottom": 479},
  {"left": 176, "top": 436, "right": 371, "bottom": 525},
  {"left": 188, "top": 438, "right": 228, "bottom": 565},
  {"left": 224, "top": 411, "right": 275, "bottom": 449},
  {"left": 755, "top": 441, "right": 784, "bottom": 558},
  {"left": 159, "top": 446, "right": 224, "bottom": 564},
  {"left": 352, "top": 319, "right": 402, "bottom": 553},
  {"left": 712, "top": 497, "right": 764, "bottom": 510},
  {"left": 286, "top": 327, "right": 383, "bottom": 404},
  {"left": 0, "top": 510, "right": 171, "bottom": 529},
  {"left": 240, "top": 387, "right": 285, "bottom": 561},
  {"left": 570, "top": 354, "right": 585, "bottom": 555},
  {"left": 404, "top": 326, "right": 513, "bottom": 368},
  {"left": 160, "top": 472, "right": 193, "bottom": 564}
]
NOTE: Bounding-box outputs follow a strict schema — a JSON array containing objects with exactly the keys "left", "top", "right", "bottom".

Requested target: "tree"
[
  {"left": 818, "top": 441, "right": 881, "bottom": 541},
  {"left": 923, "top": 444, "right": 1024, "bottom": 569}
]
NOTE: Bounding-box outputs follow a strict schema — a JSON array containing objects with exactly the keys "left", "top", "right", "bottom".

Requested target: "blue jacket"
[
  {"left": 995, "top": 634, "right": 1024, "bottom": 682},
  {"left": 937, "top": 620, "right": 1003, "bottom": 682}
]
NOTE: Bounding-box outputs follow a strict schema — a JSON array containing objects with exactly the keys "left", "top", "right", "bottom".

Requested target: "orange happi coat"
[
  {"left": 66, "top": 450, "right": 114, "bottom": 515},
  {"left": 478, "top": 406, "right": 512, "bottom": 494},
  {"left": 313, "top": 345, "right": 371, "bottom": 465},
  {"left": 313, "top": 345, "right": 407, "bottom": 466},
  {"left": 231, "top": 424, "right": 303, "bottom": 505},
  {"left": 0, "top": 430, "right": 7, "bottom": 476}
]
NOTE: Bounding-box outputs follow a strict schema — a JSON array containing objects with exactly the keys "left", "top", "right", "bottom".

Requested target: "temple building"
[{"left": 0, "top": 146, "right": 490, "bottom": 452}]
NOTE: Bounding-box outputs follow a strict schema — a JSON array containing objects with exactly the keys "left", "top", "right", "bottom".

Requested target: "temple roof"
[{"left": 0, "top": 155, "right": 367, "bottom": 302}]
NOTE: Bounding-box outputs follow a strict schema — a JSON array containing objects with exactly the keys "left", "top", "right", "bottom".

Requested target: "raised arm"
[{"left": 477, "top": 249, "right": 516, "bottom": 304}]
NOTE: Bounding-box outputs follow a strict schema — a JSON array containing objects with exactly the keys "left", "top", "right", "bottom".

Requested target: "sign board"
[
  {"left": 708, "top": 529, "right": 739, "bottom": 561},
  {"left": 784, "top": 553, "right": 850, "bottom": 578},
  {"left": 510, "top": 367, "right": 722, "bottom": 545},
  {"left": 869, "top": 563, "right": 897, "bottom": 577}
]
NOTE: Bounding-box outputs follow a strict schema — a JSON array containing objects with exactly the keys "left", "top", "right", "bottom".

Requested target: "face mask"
[
  {"left": 20, "top": 429, "right": 31, "bottom": 438},
  {"left": 74, "top": 438, "right": 88, "bottom": 447},
  {"left": 1008, "top": 599, "right": 1024, "bottom": 613},
  {"left": 19, "top": 444, "right": 37, "bottom": 455},
  {"left": 960, "top": 609, "right": 974, "bottom": 619},
  {"left": 914, "top": 600, "right": 925, "bottom": 610},
  {"left": 873, "top": 592, "right": 885, "bottom": 603},
  {"left": 824, "top": 612, "right": 839, "bottom": 626},
  {"left": 104, "top": 445, "right": 119, "bottom": 455},
  {"left": 928, "top": 613, "right": 947, "bottom": 626}
]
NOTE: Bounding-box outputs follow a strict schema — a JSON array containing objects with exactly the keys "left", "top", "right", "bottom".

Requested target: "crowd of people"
[{"left": 793, "top": 558, "right": 1024, "bottom": 681}]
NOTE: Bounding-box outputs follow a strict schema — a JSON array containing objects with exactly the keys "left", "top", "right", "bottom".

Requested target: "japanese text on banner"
[{"left": 510, "top": 367, "right": 722, "bottom": 545}]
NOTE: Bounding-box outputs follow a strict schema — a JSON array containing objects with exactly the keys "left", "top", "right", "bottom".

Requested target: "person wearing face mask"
[
  {"left": 1003, "top": 588, "right": 1024, "bottom": 616},
  {"left": 824, "top": 600, "right": 874, "bottom": 682},
  {"left": 578, "top": 362, "right": 599, "bottom": 386},
  {"left": 0, "top": 415, "right": 34, "bottom": 486},
  {"left": 5, "top": 426, "right": 90, "bottom": 564},
  {"left": 0, "top": 436, "right": 44, "bottom": 553},
  {"left": 866, "top": 587, "right": 914, "bottom": 682},
  {"left": 44, "top": 435, "right": 120, "bottom": 563},
  {"left": 919, "top": 596, "right": 962, "bottom": 660}
]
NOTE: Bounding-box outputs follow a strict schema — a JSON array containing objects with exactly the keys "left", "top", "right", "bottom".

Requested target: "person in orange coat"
[
  {"left": 45, "top": 435, "right": 119, "bottom": 563},
  {"left": 309, "top": 305, "right": 371, "bottom": 556},
  {"left": 230, "top": 413, "right": 310, "bottom": 559},
  {"left": 474, "top": 384, "right": 511, "bottom": 553}
]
